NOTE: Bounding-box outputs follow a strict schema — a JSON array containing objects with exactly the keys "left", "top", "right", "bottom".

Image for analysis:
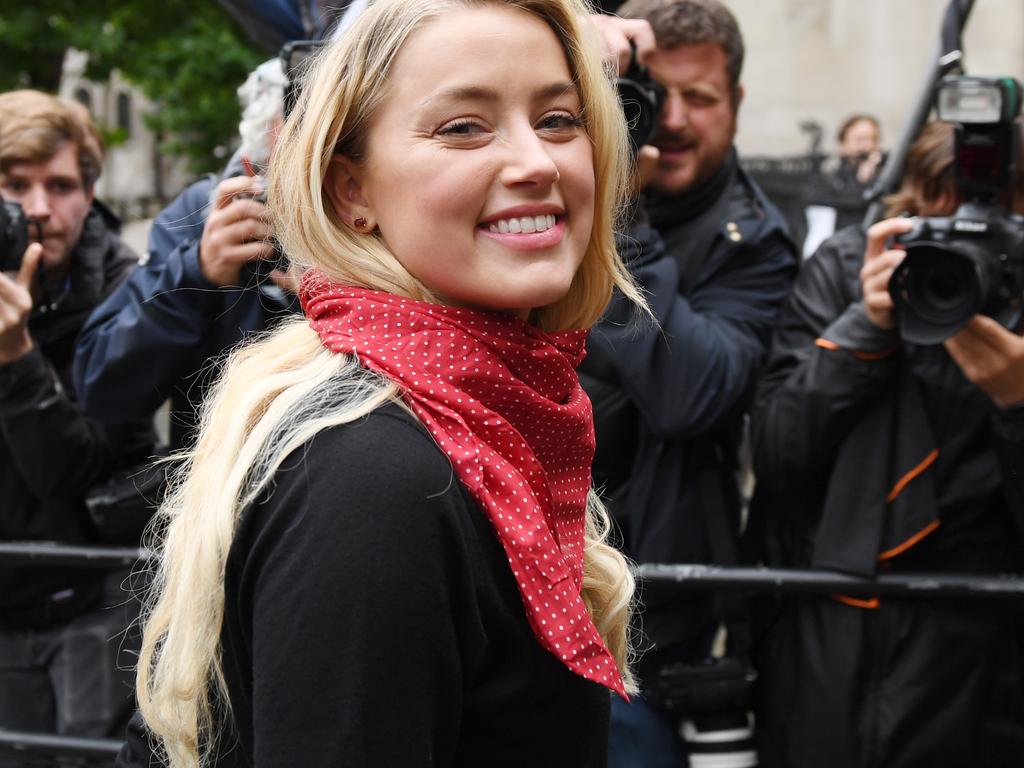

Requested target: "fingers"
[
  {"left": 864, "top": 217, "right": 914, "bottom": 262},
  {"left": 212, "top": 174, "right": 267, "bottom": 210},
  {"left": 209, "top": 197, "right": 268, "bottom": 228},
  {"left": 268, "top": 266, "right": 301, "bottom": 295},
  {"left": 589, "top": 15, "right": 656, "bottom": 74},
  {"left": 15, "top": 243, "right": 42, "bottom": 289},
  {"left": 859, "top": 237, "right": 907, "bottom": 330},
  {"left": 633, "top": 145, "right": 661, "bottom": 193},
  {"left": 945, "top": 316, "right": 1024, "bottom": 408},
  {"left": 200, "top": 195, "right": 275, "bottom": 286}
]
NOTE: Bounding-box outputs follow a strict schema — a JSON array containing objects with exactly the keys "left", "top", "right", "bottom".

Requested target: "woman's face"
[{"left": 343, "top": 5, "right": 595, "bottom": 318}]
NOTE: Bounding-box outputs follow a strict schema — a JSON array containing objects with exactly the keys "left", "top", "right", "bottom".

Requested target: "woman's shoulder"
[
  {"left": 236, "top": 400, "right": 473, "bottom": 556},
  {"left": 292, "top": 400, "right": 456, "bottom": 492}
]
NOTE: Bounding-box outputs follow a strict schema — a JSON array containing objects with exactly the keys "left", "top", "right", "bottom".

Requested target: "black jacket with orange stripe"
[
  {"left": 751, "top": 223, "right": 1024, "bottom": 576},
  {"left": 748, "top": 224, "right": 1024, "bottom": 768}
]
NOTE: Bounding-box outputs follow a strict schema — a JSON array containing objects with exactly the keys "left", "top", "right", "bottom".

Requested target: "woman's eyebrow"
[{"left": 418, "top": 81, "right": 578, "bottom": 110}]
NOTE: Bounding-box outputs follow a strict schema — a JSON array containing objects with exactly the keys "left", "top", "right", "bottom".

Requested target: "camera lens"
[
  {"left": 890, "top": 242, "right": 992, "bottom": 344},
  {"left": 681, "top": 711, "right": 758, "bottom": 767},
  {"left": 0, "top": 200, "right": 31, "bottom": 273}
]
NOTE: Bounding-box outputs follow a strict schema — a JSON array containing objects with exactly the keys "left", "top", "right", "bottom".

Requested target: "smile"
[{"left": 487, "top": 214, "right": 557, "bottom": 234}]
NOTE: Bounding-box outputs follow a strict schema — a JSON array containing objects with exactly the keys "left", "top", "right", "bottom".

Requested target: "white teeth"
[{"left": 486, "top": 214, "right": 557, "bottom": 234}]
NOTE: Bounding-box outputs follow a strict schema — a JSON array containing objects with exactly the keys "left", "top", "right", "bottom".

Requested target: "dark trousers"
[
  {"left": 0, "top": 571, "right": 140, "bottom": 767},
  {"left": 756, "top": 596, "right": 1024, "bottom": 768}
]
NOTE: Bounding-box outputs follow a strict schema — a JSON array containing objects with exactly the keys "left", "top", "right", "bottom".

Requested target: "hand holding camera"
[
  {"left": 861, "top": 216, "right": 915, "bottom": 330},
  {"left": 199, "top": 174, "right": 275, "bottom": 287},
  {"left": 945, "top": 314, "right": 1024, "bottom": 408},
  {"left": 0, "top": 241, "right": 41, "bottom": 365}
]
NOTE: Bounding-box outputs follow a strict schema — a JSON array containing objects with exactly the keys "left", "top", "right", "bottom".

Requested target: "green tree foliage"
[{"left": 0, "top": 1, "right": 264, "bottom": 175}]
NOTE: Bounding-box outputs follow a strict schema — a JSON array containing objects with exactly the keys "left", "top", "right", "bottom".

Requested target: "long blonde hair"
[{"left": 136, "top": 1, "right": 645, "bottom": 765}]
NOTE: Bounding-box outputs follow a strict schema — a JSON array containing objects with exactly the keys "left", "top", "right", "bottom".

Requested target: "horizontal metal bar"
[
  {"left": 637, "top": 564, "right": 1024, "bottom": 599},
  {"left": 0, "top": 728, "right": 121, "bottom": 759},
  {"left": 0, "top": 542, "right": 151, "bottom": 568}
]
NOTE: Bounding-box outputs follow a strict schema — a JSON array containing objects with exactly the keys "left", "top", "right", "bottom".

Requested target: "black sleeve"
[
  {"left": 0, "top": 347, "right": 114, "bottom": 496},
  {"left": 992, "top": 405, "right": 1024, "bottom": 534},
  {"left": 227, "top": 410, "right": 485, "bottom": 766},
  {"left": 588, "top": 218, "right": 798, "bottom": 439},
  {"left": 751, "top": 232, "right": 903, "bottom": 491}
]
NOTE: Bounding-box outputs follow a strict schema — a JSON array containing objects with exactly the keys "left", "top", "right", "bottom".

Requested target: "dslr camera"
[
  {"left": 0, "top": 200, "right": 41, "bottom": 273},
  {"left": 616, "top": 43, "right": 665, "bottom": 154},
  {"left": 889, "top": 75, "right": 1024, "bottom": 344}
]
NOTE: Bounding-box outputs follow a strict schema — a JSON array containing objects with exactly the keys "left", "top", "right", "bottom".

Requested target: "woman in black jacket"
[{"left": 118, "top": 1, "right": 648, "bottom": 766}]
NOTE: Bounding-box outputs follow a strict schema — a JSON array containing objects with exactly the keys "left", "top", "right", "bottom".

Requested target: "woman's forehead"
[{"left": 385, "top": 6, "right": 572, "bottom": 100}]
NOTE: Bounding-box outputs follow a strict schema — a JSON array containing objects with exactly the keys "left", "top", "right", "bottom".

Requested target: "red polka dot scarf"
[{"left": 301, "top": 272, "right": 627, "bottom": 698}]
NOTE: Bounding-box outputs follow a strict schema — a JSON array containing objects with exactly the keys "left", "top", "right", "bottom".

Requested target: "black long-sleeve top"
[{"left": 119, "top": 402, "right": 610, "bottom": 767}]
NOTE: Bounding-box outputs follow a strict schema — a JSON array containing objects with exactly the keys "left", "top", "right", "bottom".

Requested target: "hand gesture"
[
  {"left": 588, "top": 14, "right": 656, "bottom": 75},
  {"left": 861, "top": 217, "right": 913, "bottom": 330},
  {"left": 0, "top": 242, "right": 42, "bottom": 365},
  {"left": 199, "top": 175, "right": 276, "bottom": 287},
  {"left": 945, "top": 315, "right": 1024, "bottom": 409}
]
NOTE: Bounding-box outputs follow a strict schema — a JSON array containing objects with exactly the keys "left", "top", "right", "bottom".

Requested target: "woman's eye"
[
  {"left": 537, "top": 112, "right": 585, "bottom": 132},
  {"left": 437, "top": 119, "right": 485, "bottom": 137}
]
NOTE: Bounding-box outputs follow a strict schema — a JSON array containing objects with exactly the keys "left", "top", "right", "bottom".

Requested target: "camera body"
[
  {"left": 0, "top": 200, "right": 40, "bottom": 273},
  {"left": 890, "top": 209, "right": 1024, "bottom": 344},
  {"left": 616, "top": 45, "right": 665, "bottom": 153},
  {"left": 888, "top": 75, "right": 1024, "bottom": 344}
]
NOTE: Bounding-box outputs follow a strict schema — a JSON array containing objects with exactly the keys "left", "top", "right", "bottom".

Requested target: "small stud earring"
[{"left": 354, "top": 217, "right": 367, "bottom": 230}]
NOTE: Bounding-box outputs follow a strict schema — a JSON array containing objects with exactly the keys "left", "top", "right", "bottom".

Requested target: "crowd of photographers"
[{"left": 1, "top": 0, "right": 1023, "bottom": 766}]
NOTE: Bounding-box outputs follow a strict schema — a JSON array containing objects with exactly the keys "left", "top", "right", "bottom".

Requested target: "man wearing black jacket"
[
  {"left": 580, "top": 1, "right": 798, "bottom": 764},
  {"left": 0, "top": 90, "right": 150, "bottom": 749},
  {"left": 751, "top": 121, "right": 1024, "bottom": 766}
]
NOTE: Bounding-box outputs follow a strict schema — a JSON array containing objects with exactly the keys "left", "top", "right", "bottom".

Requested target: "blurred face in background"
[
  {"left": 1, "top": 142, "right": 92, "bottom": 272},
  {"left": 646, "top": 41, "right": 741, "bottom": 196},
  {"left": 840, "top": 118, "right": 881, "bottom": 158}
]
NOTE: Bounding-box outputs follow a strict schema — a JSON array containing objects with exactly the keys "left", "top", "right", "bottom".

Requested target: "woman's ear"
[{"left": 325, "top": 155, "right": 376, "bottom": 232}]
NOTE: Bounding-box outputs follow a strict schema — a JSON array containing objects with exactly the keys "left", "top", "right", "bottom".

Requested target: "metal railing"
[
  {"left": 3, "top": 542, "right": 1023, "bottom": 765},
  {"left": 0, "top": 729, "right": 123, "bottom": 767}
]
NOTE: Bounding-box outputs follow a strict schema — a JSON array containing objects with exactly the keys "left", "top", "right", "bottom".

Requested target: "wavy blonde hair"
[{"left": 136, "top": 1, "right": 645, "bottom": 765}]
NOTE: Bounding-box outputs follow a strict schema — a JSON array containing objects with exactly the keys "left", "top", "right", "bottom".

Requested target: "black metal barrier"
[
  {"left": 0, "top": 729, "right": 123, "bottom": 767},
  {"left": 3, "top": 542, "right": 1024, "bottom": 765},
  {"left": 638, "top": 563, "right": 1024, "bottom": 600},
  {"left": 0, "top": 542, "right": 150, "bottom": 569}
]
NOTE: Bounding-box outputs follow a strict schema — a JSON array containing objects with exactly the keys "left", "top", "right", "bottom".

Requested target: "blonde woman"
[{"left": 118, "top": 0, "right": 647, "bottom": 765}]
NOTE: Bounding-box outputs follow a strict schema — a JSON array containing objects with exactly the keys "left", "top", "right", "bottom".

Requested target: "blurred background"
[{"left": 1, "top": 0, "right": 1021, "bottom": 253}]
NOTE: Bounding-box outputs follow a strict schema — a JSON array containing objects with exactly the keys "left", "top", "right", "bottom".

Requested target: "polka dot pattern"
[{"left": 301, "top": 273, "right": 626, "bottom": 697}]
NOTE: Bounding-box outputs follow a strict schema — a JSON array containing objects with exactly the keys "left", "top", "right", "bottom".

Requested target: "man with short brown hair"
[
  {"left": 581, "top": 2, "right": 797, "bottom": 765},
  {"left": 0, "top": 90, "right": 149, "bottom": 750}
]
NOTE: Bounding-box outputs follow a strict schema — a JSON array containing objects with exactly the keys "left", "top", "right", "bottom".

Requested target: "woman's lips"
[{"left": 478, "top": 217, "right": 565, "bottom": 250}]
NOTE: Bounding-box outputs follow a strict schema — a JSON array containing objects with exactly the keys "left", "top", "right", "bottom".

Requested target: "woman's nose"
[{"left": 500, "top": 126, "right": 560, "bottom": 188}]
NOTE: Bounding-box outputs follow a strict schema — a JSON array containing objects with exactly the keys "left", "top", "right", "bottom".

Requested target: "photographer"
[
  {"left": 582, "top": 1, "right": 798, "bottom": 765},
  {"left": 74, "top": 59, "right": 299, "bottom": 449},
  {"left": 835, "top": 113, "right": 884, "bottom": 189},
  {"left": 0, "top": 90, "right": 151, "bottom": 747},
  {"left": 751, "top": 119, "right": 1024, "bottom": 767}
]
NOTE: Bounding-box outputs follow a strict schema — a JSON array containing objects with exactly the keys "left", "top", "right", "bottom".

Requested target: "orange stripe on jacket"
[
  {"left": 877, "top": 520, "right": 941, "bottom": 561},
  {"left": 833, "top": 594, "right": 880, "bottom": 609},
  {"left": 886, "top": 449, "right": 939, "bottom": 503},
  {"left": 814, "top": 338, "right": 897, "bottom": 360}
]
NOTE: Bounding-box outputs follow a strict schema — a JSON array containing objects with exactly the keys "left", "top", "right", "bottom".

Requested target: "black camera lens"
[
  {"left": 616, "top": 44, "right": 665, "bottom": 154},
  {"left": 889, "top": 242, "right": 991, "bottom": 344},
  {"left": 0, "top": 200, "right": 33, "bottom": 273}
]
